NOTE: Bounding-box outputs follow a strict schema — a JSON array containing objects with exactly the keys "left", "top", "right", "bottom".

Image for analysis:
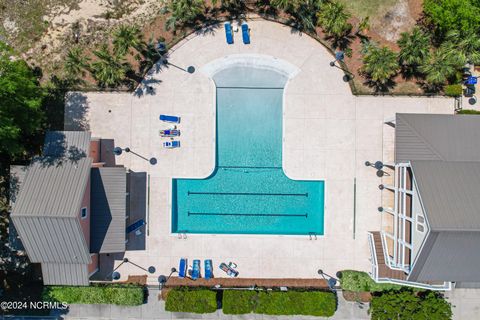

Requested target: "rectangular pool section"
[{"left": 172, "top": 72, "right": 325, "bottom": 235}]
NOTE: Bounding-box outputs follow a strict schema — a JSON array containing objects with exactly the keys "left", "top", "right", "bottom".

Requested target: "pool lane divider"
[
  {"left": 187, "top": 191, "right": 308, "bottom": 197},
  {"left": 187, "top": 211, "right": 308, "bottom": 217}
]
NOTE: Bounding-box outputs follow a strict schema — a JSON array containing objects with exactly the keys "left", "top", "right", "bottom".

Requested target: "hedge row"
[
  {"left": 339, "top": 270, "right": 403, "bottom": 292},
  {"left": 222, "top": 290, "right": 336, "bottom": 317},
  {"left": 165, "top": 288, "right": 217, "bottom": 313},
  {"left": 43, "top": 285, "right": 144, "bottom": 306}
]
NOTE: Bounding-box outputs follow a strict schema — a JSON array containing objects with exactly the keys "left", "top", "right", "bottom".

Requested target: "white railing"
[
  {"left": 375, "top": 278, "right": 452, "bottom": 291},
  {"left": 367, "top": 232, "right": 378, "bottom": 280}
]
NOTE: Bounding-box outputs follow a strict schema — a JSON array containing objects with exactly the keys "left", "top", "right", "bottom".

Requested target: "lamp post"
[
  {"left": 109, "top": 258, "right": 156, "bottom": 281},
  {"left": 161, "top": 57, "right": 195, "bottom": 74},
  {"left": 330, "top": 51, "right": 345, "bottom": 67},
  {"left": 329, "top": 51, "right": 354, "bottom": 82},
  {"left": 113, "top": 147, "right": 157, "bottom": 165},
  {"left": 318, "top": 269, "right": 338, "bottom": 291},
  {"left": 159, "top": 267, "right": 178, "bottom": 289}
]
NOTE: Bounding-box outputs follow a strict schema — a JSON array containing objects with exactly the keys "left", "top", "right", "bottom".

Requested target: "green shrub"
[
  {"left": 43, "top": 285, "right": 144, "bottom": 306},
  {"left": 423, "top": 0, "right": 480, "bottom": 37},
  {"left": 222, "top": 290, "right": 256, "bottom": 314},
  {"left": 165, "top": 288, "right": 217, "bottom": 313},
  {"left": 444, "top": 84, "right": 463, "bottom": 97},
  {"left": 263, "top": 291, "right": 335, "bottom": 316},
  {"left": 223, "top": 290, "right": 336, "bottom": 317},
  {"left": 369, "top": 290, "right": 452, "bottom": 320},
  {"left": 256, "top": 291, "right": 336, "bottom": 317},
  {"left": 339, "top": 270, "right": 403, "bottom": 292},
  {"left": 458, "top": 109, "right": 480, "bottom": 115}
]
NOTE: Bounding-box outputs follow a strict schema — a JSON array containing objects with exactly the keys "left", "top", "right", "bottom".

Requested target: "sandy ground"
[
  {"left": 24, "top": 0, "right": 164, "bottom": 67},
  {"left": 375, "top": 0, "right": 416, "bottom": 42}
]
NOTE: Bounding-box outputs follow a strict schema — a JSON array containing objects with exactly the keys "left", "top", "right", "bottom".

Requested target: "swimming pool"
[{"left": 172, "top": 65, "right": 325, "bottom": 235}]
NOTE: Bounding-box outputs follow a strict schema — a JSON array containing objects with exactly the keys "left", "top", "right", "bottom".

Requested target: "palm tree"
[
  {"left": 397, "top": 27, "right": 430, "bottom": 74},
  {"left": 91, "top": 44, "right": 131, "bottom": 88},
  {"left": 419, "top": 43, "right": 465, "bottom": 87},
  {"left": 64, "top": 47, "right": 90, "bottom": 77},
  {"left": 317, "top": 1, "right": 352, "bottom": 39},
  {"left": 356, "top": 16, "right": 370, "bottom": 35},
  {"left": 271, "top": 0, "right": 294, "bottom": 11},
  {"left": 162, "top": 0, "right": 205, "bottom": 31},
  {"left": 444, "top": 30, "right": 480, "bottom": 65},
  {"left": 112, "top": 25, "right": 144, "bottom": 56},
  {"left": 361, "top": 44, "right": 398, "bottom": 86}
]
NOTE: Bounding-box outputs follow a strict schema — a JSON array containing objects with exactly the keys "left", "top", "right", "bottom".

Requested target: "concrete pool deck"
[{"left": 65, "top": 18, "right": 454, "bottom": 284}]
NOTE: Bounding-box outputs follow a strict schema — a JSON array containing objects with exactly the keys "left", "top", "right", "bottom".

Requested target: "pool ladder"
[
  {"left": 309, "top": 232, "right": 317, "bottom": 240},
  {"left": 177, "top": 231, "right": 187, "bottom": 239}
]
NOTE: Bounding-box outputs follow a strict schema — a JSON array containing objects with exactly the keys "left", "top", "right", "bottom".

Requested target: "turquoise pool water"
[{"left": 172, "top": 66, "right": 325, "bottom": 235}]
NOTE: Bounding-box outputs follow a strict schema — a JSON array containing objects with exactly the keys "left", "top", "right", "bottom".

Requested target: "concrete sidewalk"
[{"left": 59, "top": 288, "right": 369, "bottom": 320}]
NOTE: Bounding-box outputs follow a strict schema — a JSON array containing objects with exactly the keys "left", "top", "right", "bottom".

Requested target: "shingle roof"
[
  {"left": 395, "top": 114, "right": 480, "bottom": 162},
  {"left": 90, "top": 167, "right": 127, "bottom": 253}
]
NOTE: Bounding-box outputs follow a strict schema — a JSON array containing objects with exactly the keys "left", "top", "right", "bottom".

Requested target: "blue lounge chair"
[
  {"left": 241, "top": 23, "right": 250, "bottom": 44},
  {"left": 192, "top": 259, "right": 201, "bottom": 280},
  {"left": 178, "top": 258, "right": 187, "bottom": 279},
  {"left": 224, "top": 22, "right": 234, "bottom": 44},
  {"left": 159, "top": 114, "right": 180, "bottom": 123},
  {"left": 163, "top": 141, "right": 180, "bottom": 148},
  {"left": 205, "top": 260, "right": 213, "bottom": 280}
]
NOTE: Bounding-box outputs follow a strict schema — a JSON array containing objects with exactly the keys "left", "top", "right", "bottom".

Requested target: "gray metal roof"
[
  {"left": 42, "top": 263, "right": 89, "bottom": 286},
  {"left": 409, "top": 231, "right": 480, "bottom": 282},
  {"left": 11, "top": 157, "right": 92, "bottom": 217},
  {"left": 43, "top": 131, "right": 91, "bottom": 158},
  {"left": 12, "top": 215, "right": 91, "bottom": 264},
  {"left": 411, "top": 161, "right": 480, "bottom": 231},
  {"left": 395, "top": 114, "right": 480, "bottom": 163},
  {"left": 90, "top": 167, "right": 127, "bottom": 253},
  {"left": 9, "top": 165, "right": 28, "bottom": 251},
  {"left": 10, "top": 131, "right": 93, "bottom": 286}
]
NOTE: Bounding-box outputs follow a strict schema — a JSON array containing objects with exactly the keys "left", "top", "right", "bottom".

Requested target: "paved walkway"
[
  {"left": 64, "top": 18, "right": 454, "bottom": 284},
  {"left": 445, "top": 288, "right": 480, "bottom": 320},
  {"left": 60, "top": 288, "right": 369, "bottom": 320}
]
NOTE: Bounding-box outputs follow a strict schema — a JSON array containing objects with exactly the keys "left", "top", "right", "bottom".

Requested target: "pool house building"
[
  {"left": 369, "top": 114, "right": 480, "bottom": 290},
  {"left": 9, "top": 131, "right": 144, "bottom": 285}
]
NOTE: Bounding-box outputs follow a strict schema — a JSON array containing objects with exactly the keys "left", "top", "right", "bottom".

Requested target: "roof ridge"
[{"left": 399, "top": 114, "right": 444, "bottom": 161}]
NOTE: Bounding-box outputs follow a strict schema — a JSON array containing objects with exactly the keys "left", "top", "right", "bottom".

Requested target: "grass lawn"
[{"left": 337, "top": 0, "right": 398, "bottom": 19}]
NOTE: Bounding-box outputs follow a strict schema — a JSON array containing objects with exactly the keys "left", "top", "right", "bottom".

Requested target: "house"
[
  {"left": 368, "top": 114, "right": 480, "bottom": 290},
  {"left": 10, "top": 131, "right": 142, "bottom": 286}
]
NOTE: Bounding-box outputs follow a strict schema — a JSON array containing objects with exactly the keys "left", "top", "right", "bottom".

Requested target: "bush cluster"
[
  {"left": 42, "top": 285, "right": 144, "bottom": 306},
  {"left": 165, "top": 288, "right": 217, "bottom": 313},
  {"left": 339, "top": 270, "right": 403, "bottom": 292},
  {"left": 457, "top": 109, "right": 480, "bottom": 115},
  {"left": 222, "top": 290, "right": 336, "bottom": 317},
  {"left": 369, "top": 290, "right": 452, "bottom": 320},
  {"left": 444, "top": 84, "right": 463, "bottom": 97}
]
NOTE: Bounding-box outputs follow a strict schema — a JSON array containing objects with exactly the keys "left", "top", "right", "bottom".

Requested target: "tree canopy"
[
  {"left": 369, "top": 290, "right": 452, "bottom": 320},
  {"left": 423, "top": 0, "right": 480, "bottom": 37},
  {"left": 0, "top": 42, "right": 44, "bottom": 158}
]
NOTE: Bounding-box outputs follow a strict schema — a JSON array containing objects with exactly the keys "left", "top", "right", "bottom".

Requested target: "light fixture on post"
[
  {"left": 329, "top": 50, "right": 354, "bottom": 82},
  {"left": 161, "top": 57, "right": 195, "bottom": 74},
  {"left": 109, "top": 258, "right": 156, "bottom": 281},
  {"left": 159, "top": 267, "right": 177, "bottom": 289},
  {"left": 317, "top": 269, "right": 338, "bottom": 291},
  {"left": 113, "top": 147, "right": 157, "bottom": 165}
]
